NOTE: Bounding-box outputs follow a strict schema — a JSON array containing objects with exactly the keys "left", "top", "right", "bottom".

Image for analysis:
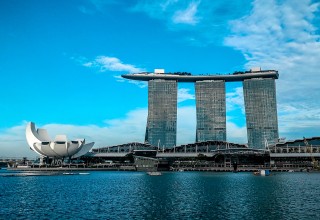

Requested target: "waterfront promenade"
[{"left": 6, "top": 165, "right": 308, "bottom": 173}]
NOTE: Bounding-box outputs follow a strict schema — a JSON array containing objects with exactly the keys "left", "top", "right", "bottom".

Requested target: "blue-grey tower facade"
[
  {"left": 195, "top": 80, "right": 226, "bottom": 142},
  {"left": 243, "top": 78, "right": 279, "bottom": 149},
  {"left": 145, "top": 79, "right": 177, "bottom": 147},
  {"left": 122, "top": 69, "right": 279, "bottom": 149}
]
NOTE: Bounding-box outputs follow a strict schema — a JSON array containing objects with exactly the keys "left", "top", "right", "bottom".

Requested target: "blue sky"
[{"left": 1, "top": 0, "right": 320, "bottom": 157}]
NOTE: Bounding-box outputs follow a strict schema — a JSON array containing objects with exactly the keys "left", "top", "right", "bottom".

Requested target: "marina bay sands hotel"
[{"left": 122, "top": 68, "right": 279, "bottom": 149}]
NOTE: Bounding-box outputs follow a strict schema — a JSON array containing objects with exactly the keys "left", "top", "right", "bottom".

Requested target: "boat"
[
  {"left": 147, "top": 171, "right": 162, "bottom": 176},
  {"left": 253, "top": 169, "right": 270, "bottom": 176},
  {"left": 16, "top": 165, "right": 31, "bottom": 168},
  {"left": 63, "top": 172, "right": 90, "bottom": 175}
]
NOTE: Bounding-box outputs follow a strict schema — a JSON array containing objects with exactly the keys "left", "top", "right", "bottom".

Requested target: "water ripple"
[{"left": 1, "top": 171, "right": 320, "bottom": 219}]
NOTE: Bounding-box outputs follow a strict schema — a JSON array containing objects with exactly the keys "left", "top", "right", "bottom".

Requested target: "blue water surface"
[{"left": 0, "top": 170, "right": 319, "bottom": 220}]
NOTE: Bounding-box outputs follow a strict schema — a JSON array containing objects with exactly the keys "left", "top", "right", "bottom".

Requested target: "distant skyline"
[{"left": 1, "top": 0, "right": 319, "bottom": 157}]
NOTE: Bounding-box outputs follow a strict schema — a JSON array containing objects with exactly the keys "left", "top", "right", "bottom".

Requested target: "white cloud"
[
  {"left": 226, "top": 86, "right": 244, "bottom": 113},
  {"left": 78, "top": 55, "right": 147, "bottom": 88},
  {"left": 178, "top": 88, "right": 195, "bottom": 102},
  {"left": 224, "top": 0, "right": 320, "bottom": 139},
  {"left": 277, "top": 103, "right": 320, "bottom": 139},
  {"left": 44, "top": 109, "right": 148, "bottom": 148},
  {"left": 84, "top": 56, "right": 144, "bottom": 73},
  {"left": 0, "top": 108, "right": 191, "bottom": 157},
  {"left": 0, "top": 106, "right": 248, "bottom": 157},
  {"left": 0, "top": 123, "right": 30, "bottom": 158},
  {"left": 82, "top": 62, "right": 93, "bottom": 67},
  {"left": 159, "top": 0, "right": 179, "bottom": 11},
  {"left": 177, "top": 106, "right": 196, "bottom": 144},
  {"left": 172, "top": 1, "right": 200, "bottom": 25},
  {"left": 114, "top": 75, "right": 147, "bottom": 88},
  {"left": 226, "top": 120, "right": 247, "bottom": 144},
  {"left": 133, "top": 0, "right": 251, "bottom": 45},
  {"left": 0, "top": 110, "right": 148, "bottom": 158}
]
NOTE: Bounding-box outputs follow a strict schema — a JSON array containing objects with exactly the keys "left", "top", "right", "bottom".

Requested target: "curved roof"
[
  {"left": 26, "top": 122, "right": 94, "bottom": 158},
  {"left": 121, "top": 70, "right": 279, "bottom": 82}
]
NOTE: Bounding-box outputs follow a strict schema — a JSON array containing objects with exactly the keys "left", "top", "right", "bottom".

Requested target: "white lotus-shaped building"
[{"left": 26, "top": 122, "right": 94, "bottom": 158}]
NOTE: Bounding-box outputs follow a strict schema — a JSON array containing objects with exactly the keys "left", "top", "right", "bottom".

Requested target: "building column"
[
  {"left": 195, "top": 80, "right": 226, "bottom": 142},
  {"left": 243, "top": 78, "right": 279, "bottom": 149},
  {"left": 145, "top": 79, "right": 177, "bottom": 147}
]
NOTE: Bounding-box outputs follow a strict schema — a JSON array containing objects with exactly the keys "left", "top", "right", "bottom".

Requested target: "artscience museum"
[{"left": 26, "top": 122, "right": 94, "bottom": 159}]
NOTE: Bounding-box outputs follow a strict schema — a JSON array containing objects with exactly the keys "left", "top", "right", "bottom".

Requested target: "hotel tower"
[{"left": 122, "top": 68, "right": 279, "bottom": 149}]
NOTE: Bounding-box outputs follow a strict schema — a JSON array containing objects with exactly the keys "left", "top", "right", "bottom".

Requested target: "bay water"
[{"left": 1, "top": 170, "right": 319, "bottom": 219}]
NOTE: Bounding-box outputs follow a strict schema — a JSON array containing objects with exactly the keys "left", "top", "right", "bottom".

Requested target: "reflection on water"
[{"left": 1, "top": 170, "right": 320, "bottom": 219}]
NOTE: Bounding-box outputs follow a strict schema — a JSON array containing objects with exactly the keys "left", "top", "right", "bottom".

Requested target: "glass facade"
[
  {"left": 195, "top": 80, "right": 226, "bottom": 142},
  {"left": 243, "top": 78, "right": 279, "bottom": 149},
  {"left": 145, "top": 80, "right": 177, "bottom": 147}
]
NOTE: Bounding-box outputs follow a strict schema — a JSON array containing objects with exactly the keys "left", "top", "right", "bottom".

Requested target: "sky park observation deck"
[{"left": 122, "top": 68, "right": 279, "bottom": 149}]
